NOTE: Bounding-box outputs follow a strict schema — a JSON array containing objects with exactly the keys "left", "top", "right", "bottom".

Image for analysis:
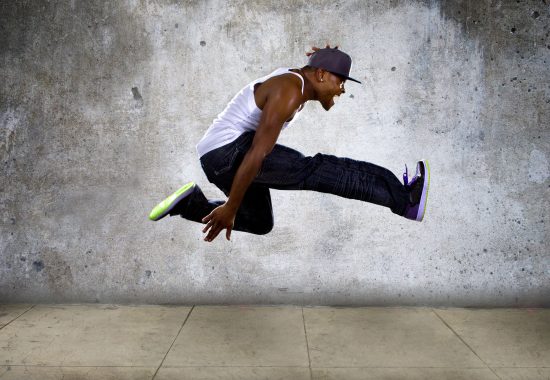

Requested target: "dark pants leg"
[
  {"left": 184, "top": 132, "right": 410, "bottom": 234},
  {"left": 176, "top": 181, "right": 274, "bottom": 235},
  {"left": 179, "top": 133, "right": 275, "bottom": 234},
  {"left": 256, "top": 147, "right": 410, "bottom": 215}
]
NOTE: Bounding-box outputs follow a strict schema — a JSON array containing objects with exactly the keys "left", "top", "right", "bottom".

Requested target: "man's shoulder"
[{"left": 262, "top": 71, "right": 302, "bottom": 96}]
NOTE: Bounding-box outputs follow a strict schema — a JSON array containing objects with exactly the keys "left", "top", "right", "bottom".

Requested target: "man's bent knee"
[{"left": 248, "top": 220, "right": 274, "bottom": 235}]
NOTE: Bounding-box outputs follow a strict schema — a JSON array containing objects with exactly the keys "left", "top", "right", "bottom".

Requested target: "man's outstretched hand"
[{"left": 202, "top": 203, "right": 236, "bottom": 242}]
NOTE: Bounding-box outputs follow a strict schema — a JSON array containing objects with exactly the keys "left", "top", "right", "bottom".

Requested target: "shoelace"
[{"left": 403, "top": 164, "right": 421, "bottom": 188}]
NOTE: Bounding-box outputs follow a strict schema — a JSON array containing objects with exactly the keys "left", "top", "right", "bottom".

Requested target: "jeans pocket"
[{"left": 213, "top": 148, "right": 240, "bottom": 176}]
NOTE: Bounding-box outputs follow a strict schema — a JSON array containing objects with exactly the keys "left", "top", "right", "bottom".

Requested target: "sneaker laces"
[
  {"left": 403, "top": 164, "right": 422, "bottom": 187},
  {"left": 404, "top": 164, "right": 423, "bottom": 204}
]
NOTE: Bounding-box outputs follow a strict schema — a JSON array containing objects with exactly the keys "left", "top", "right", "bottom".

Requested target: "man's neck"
[{"left": 297, "top": 69, "right": 318, "bottom": 102}]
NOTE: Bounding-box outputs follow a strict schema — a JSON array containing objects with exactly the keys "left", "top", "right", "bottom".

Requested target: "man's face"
[{"left": 319, "top": 71, "right": 346, "bottom": 111}]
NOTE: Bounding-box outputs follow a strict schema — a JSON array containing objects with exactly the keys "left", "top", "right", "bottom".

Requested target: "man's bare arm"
[{"left": 201, "top": 80, "right": 302, "bottom": 242}]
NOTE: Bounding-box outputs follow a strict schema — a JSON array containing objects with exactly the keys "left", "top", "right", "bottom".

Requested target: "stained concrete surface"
[
  {"left": 0, "top": 1, "right": 549, "bottom": 305},
  {"left": 0, "top": 305, "right": 549, "bottom": 379}
]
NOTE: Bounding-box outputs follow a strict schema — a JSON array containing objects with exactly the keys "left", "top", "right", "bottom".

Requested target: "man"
[{"left": 149, "top": 46, "right": 430, "bottom": 242}]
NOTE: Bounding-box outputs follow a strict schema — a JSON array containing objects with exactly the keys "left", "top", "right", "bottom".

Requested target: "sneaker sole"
[
  {"left": 416, "top": 160, "right": 430, "bottom": 221},
  {"left": 148, "top": 182, "right": 195, "bottom": 221}
]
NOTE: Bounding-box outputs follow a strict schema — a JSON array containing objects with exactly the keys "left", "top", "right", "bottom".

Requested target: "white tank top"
[{"left": 196, "top": 67, "right": 304, "bottom": 157}]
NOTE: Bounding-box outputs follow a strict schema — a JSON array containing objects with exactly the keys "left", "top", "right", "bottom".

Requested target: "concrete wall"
[{"left": 1, "top": 0, "right": 548, "bottom": 306}]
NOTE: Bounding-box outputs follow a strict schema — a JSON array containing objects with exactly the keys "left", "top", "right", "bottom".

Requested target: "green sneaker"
[{"left": 148, "top": 182, "right": 195, "bottom": 221}]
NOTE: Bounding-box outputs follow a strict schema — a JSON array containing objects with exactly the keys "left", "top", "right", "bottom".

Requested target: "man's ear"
[{"left": 315, "top": 68, "right": 326, "bottom": 83}]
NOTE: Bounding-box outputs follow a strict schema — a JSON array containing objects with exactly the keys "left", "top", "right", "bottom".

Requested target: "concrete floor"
[{"left": 0, "top": 305, "right": 548, "bottom": 380}]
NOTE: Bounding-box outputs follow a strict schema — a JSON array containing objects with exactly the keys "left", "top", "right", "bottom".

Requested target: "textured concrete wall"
[{"left": 1, "top": 0, "right": 548, "bottom": 306}]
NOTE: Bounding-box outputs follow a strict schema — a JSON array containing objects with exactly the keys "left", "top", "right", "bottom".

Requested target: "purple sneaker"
[{"left": 403, "top": 160, "right": 430, "bottom": 221}]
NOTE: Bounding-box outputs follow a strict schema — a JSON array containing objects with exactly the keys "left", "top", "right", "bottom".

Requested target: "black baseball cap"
[{"left": 307, "top": 47, "right": 361, "bottom": 84}]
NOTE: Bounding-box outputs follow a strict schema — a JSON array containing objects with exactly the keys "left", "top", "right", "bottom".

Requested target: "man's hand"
[
  {"left": 306, "top": 43, "right": 339, "bottom": 57},
  {"left": 202, "top": 203, "right": 236, "bottom": 242}
]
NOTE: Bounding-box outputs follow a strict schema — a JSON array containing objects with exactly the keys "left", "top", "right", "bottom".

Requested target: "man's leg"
[
  {"left": 254, "top": 145, "right": 411, "bottom": 216},
  {"left": 186, "top": 132, "right": 273, "bottom": 234},
  {"left": 175, "top": 131, "right": 411, "bottom": 235},
  {"left": 200, "top": 131, "right": 411, "bottom": 218},
  {"left": 165, "top": 133, "right": 271, "bottom": 234},
  {"left": 172, "top": 182, "right": 274, "bottom": 235},
  {"left": 231, "top": 184, "right": 274, "bottom": 235}
]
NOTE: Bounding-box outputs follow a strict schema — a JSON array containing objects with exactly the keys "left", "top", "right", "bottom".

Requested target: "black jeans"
[{"left": 181, "top": 132, "right": 410, "bottom": 235}]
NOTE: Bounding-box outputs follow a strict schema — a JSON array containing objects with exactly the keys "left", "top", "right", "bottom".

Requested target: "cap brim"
[
  {"left": 346, "top": 76, "right": 362, "bottom": 84},
  {"left": 329, "top": 71, "right": 361, "bottom": 84}
]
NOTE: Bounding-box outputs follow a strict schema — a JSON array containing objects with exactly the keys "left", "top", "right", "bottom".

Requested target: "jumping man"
[{"left": 149, "top": 46, "right": 430, "bottom": 242}]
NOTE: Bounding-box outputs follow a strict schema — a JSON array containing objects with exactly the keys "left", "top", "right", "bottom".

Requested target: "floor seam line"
[
  {"left": 302, "top": 307, "right": 313, "bottom": 380},
  {"left": 431, "top": 309, "right": 503, "bottom": 380},
  {"left": 3, "top": 365, "right": 549, "bottom": 369},
  {"left": 151, "top": 305, "right": 195, "bottom": 380},
  {"left": 0, "top": 305, "right": 36, "bottom": 331},
  {"left": 0, "top": 365, "right": 157, "bottom": 368},
  {"left": 154, "top": 365, "right": 507, "bottom": 368}
]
